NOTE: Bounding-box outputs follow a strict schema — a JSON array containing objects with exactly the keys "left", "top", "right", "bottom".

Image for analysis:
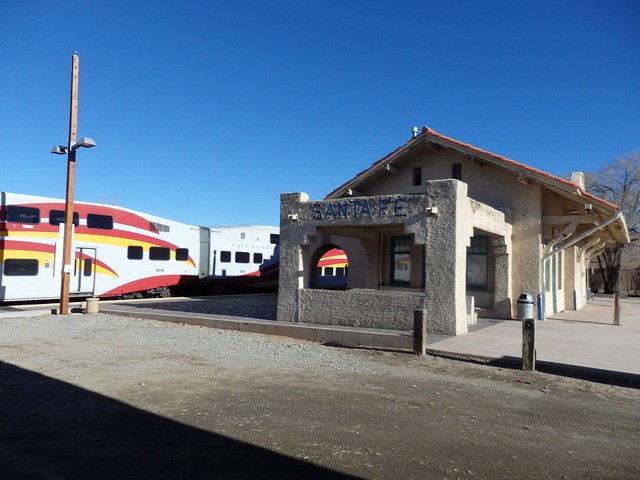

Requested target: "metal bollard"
[
  {"left": 518, "top": 293, "right": 536, "bottom": 371},
  {"left": 413, "top": 309, "right": 427, "bottom": 355}
]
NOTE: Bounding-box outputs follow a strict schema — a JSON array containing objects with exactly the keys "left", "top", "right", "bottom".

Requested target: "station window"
[
  {"left": 390, "top": 236, "right": 412, "bottom": 286},
  {"left": 176, "top": 248, "right": 189, "bottom": 261},
  {"left": 466, "top": 235, "right": 488, "bottom": 290},
  {"left": 235, "top": 251, "right": 250, "bottom": 263},
  {"left": 87, "top": 213, "right": 113, "bottom": 230},
  {"left": 4, "top": 258, "right": 39, "bottom": 276},
  {"left": 253, "top": 252, "right": 263, "bottom": 264},
  {"left": 7, "top": 206, "right": 40, "bottom": 224},
  {"left": 127, "top": 246, "right": 144, "bottom": 260},
  {"left": 412, "top": 167, "right": 422, "bottom": 186},
  {"left": 220, "top": 251, "right": 231, "bottom": 263},
  {"left": 49, "top": 209, "right": 79, "bottom": 227},
  {"left": 452, "top": 163, "right": 462, "bottom": 180},
  {"left": 149, "top": 247, "right": 171, "bottom": 261}
]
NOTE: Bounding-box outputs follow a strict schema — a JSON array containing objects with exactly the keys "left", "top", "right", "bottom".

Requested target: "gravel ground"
[{"left": 1, "top": 313, "right": 639, "bottom": 479}]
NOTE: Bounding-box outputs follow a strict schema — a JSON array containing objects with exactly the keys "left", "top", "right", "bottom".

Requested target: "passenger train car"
[{"left": 0, "top": 192, "right": 279, "bottom": 302}]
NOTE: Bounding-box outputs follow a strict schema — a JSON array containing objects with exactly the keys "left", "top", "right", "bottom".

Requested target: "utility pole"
[{"left": 59, "top": 53, "right": 80, "bottom": 315}]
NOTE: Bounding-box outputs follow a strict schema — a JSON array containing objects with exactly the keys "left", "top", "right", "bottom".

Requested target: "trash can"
[
  {"left": 85, "top": 297, "right": 100, "bottom": 314},
  {"left": 517, "top": 293, "right": 534, "bottom": 321}
]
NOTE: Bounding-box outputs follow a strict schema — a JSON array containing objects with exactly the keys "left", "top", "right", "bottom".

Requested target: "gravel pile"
[{"left": 0, "top": 312, "right": 388, "bottom": 375}]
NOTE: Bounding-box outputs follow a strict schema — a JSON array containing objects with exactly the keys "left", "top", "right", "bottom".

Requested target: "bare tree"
[{"left": 585, "top": 152, "right": 640, "bottom": 293}]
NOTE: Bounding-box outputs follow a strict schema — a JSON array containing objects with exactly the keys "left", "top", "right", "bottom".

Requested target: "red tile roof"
[{"left": 326, "top": 125, "right": 621, "bottom": 212}]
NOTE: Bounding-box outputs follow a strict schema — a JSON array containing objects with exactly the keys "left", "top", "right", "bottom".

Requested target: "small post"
[
  {"left": 518, "top": 293, "right": 536, "bottom": 371},
  {"left": 413, "top": 309, "right": 427, "bottom": 355},
  {"left": 613, "top": 292, "right": 620, "bottom": 326}
]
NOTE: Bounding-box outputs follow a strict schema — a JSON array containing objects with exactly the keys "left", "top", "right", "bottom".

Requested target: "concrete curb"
[{"left": 100, "top": 305, "right": 414, "bottom": 351}]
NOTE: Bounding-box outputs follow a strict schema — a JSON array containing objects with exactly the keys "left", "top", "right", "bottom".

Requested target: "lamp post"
[{"left": 50, "top": 52, "right": 95, "bottom": 314}]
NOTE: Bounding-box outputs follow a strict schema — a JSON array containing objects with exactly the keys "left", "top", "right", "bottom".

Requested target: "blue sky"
[{"left": 1, "top": 0, "right": 638, "bottom": 226}]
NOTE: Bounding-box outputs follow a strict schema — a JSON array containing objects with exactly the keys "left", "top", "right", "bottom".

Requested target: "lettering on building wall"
[{"left": 312, "top": 197, "right": 407, "bottom": 221}]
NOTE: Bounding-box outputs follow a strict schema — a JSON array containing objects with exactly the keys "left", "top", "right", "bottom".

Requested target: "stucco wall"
[
  {"left": 299, "top": 289, "right": 425, "bottom": 330},
  {"left": 278, "top": 182, "right": 477, "bottom": 335},
  {"left": 349, "top": 148, "right": 543, "bottom": 318}
]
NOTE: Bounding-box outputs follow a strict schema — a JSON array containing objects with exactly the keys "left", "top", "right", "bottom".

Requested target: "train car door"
[{"left": 73, "top": 247, "right": 97, "bottom": 296}]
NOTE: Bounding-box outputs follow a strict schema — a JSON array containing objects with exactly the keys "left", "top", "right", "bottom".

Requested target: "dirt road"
[{"left": 1, "top": 313, "right": 638, "bottom": 479}]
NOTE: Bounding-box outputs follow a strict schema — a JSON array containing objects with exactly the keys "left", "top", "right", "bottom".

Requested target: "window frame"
[
  {"left": 49, "top": 209, "right": 80, "bottom": 227},
  {"left": 149, "top": 246, "right": 171, "bottom": 261},
  {"left": 4, "top": 258, "right": 39, "bottom": 276},
  {"left": 7, "top": 206, "right": 40, "bottom": 224},
  {"left": 390, "top": 236, "right": 412, "bottom": 286},
  {"left": 127, "top": 245, "right": 144, "bottom": 260},
  {"left": 87, "top": 213, "right": 114, "bottom": 230},
  {"left": 466, "top": 235, "right": 489, "bottom": 290}
]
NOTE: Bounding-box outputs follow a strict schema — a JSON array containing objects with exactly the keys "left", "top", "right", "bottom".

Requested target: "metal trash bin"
[{"left": 517, "top": 293, "right": 534, "bottom": 321}]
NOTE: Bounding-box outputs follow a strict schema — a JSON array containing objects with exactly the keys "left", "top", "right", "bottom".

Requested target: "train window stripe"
[
  {"left": 87, "top": 214, "right": 114, "bottom": 230},
  {"left": 127, "top": 245, "right": 144, "bottom": 260},
  {"left": 235, "top": 252, "right": 250, "bottom": 263},
  {"left": 49, "top": 209, "right": 80, "bottom": 227},
  {"left": 7, "top": 206, "right": 40, "bottom": 224},
  {"left": 4, "top": 259, "right": 39, "bottom": 276},
  {"left": 149, "top": 246, "right": 170, "bottom": 261}
]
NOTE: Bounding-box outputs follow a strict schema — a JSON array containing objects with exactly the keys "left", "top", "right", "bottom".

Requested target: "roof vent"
[{"left": 411, "top": 126, "right": 418, "bottom": 138}]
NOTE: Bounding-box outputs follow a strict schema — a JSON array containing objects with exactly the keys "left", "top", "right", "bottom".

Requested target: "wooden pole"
[
  {"left": 413, "top": 309, "right": 427, "bottom": 355},
  {"left": 59, "top": 53, "right": 79, "bottom": 315}
]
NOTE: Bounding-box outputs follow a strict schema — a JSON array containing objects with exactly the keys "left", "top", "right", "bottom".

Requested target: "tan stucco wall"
[
  {"left": 348, "top": 148, "right": 543, "bottom": 318},
  {"left": 278, "top": 180, "right": 510, "bottom": 335}
]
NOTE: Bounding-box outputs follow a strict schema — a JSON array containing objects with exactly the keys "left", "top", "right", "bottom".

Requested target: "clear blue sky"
[{"left": 1, "top": 0, "right": 638, "bottom": 227}]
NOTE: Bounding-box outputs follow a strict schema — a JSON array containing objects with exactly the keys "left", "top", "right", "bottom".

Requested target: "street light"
[{"left": 50, "top": 53, "right": 96, "bottom": 315}]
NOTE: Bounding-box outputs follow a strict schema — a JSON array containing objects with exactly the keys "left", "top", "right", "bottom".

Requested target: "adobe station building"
[{"left": 277, "top": 126, "right": 629, "bottom": 335}]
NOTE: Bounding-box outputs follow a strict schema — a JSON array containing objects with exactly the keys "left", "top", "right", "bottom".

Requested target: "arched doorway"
[{"left": 313, "top": 246, "right": 348, "bottom": 289}]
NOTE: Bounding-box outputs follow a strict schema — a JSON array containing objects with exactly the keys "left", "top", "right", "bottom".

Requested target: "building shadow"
[{"left": 0, "top": 361, "right": 358, "bottom": 479}]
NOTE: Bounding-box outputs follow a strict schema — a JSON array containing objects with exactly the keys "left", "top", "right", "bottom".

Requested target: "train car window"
[
  {"left": 127, "top": 246, "right": 144, "bottom": 260},
  {"left": 253, "top": 253, "right": 263, "bottom": 264},
  {"left": 87, "top": 213, "right": 114, "bottom": 230},
  {"left": 176, "top": 248, "right": 189, "bottom": 261},
  {"left": 83, "top": 258, "right": 93, "bottom": 277},
  {"left": 270, "top": 234, "right": 280, "bottom": 244},
  {"left": 149, "top": 247, "right": 170, "bottom": 261},
  {"left": 235, "top": 252, "right": 250, "bottom": 263},
  {"left": 7, "top": 206, "right": 40, "bottom": 224},
  {"left": 49, "top": 209, "right": 80, "bottom": 227},
  {"left": 220, "top": 251, "right": 231, "bottom": 263},
  {"left": 336, "top": 267, "right": 345, "bottom": 276},
  {"left": 4, "top": 259, "right": 39, "bottom": 276}
]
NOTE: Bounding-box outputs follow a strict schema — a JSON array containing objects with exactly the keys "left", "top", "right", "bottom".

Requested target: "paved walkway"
[{"left": 428, "top": 295, "right": 639, "bottom": 380}]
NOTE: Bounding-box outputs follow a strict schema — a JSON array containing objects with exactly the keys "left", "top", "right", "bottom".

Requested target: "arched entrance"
[{"left": 312, "top": 245, "right": 348, "bottom": 289}]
